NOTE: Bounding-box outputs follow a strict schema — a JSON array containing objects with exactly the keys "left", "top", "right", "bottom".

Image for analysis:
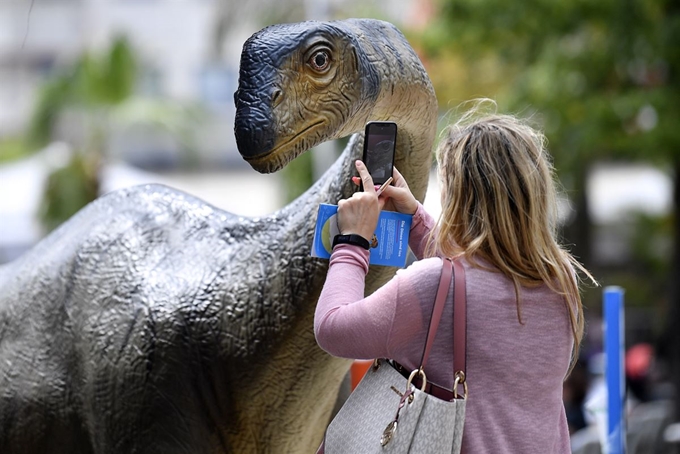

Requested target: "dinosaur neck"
[
  {"left": 276, "top": 102, "right": 436, "bottom": 247},
  {"left": 265, "top": 58, "right": 437, "bottom": 335},
  {"left": 330, "top": 20, "right": 438, "bottom": 203},
  {"left": 272, "top": 22, "right": 438, "bottom": 288},
  {"left": 283, "top": 37, "right": 438, "bottom": 214}
]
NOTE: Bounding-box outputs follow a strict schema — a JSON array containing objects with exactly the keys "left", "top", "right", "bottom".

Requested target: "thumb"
[
  {"left": 380, "top": 185, "right": 400, "bottom": 198},
  {"left": 377, "top": 194, "right": 387, "bottom": 211}
]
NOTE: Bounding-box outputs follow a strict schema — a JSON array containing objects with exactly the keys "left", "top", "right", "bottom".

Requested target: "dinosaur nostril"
[{"left": 271, "top": 89, "right": 282, "bottom": 107}]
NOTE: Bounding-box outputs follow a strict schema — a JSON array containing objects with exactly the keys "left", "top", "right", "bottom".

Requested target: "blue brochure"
[{"left": 311, "top": 203, "right": 412, "bottom": 267}]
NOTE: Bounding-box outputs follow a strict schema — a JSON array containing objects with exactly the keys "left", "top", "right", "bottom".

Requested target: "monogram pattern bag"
[{"left": 318, "top": 258, "right": 468, "bottom": 454}]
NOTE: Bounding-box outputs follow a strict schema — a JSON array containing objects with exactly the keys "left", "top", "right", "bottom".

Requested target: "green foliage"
[
  {"left": 430, "top": 0, "right": 679, "bottom": 169},
  {"left": 25, "top": 35, "right": 204, "bottom": 231},
  {"left": 27, "top": 75, "right": 74, "bottom": 150},
  {"left": 26, "top": 36, "right": 136, "bottom": 150},
  {"left": 27, "top": 36, "right": 137, "bottom": 231},
  {"left": 0, "top": 137, "right": 31, "bottom": 163},
  {"left": 39, "top": 152, "right": 99, "bottom": 233},
  {"left": 78, "top": 37, "right": 136, "bottom": 106}
]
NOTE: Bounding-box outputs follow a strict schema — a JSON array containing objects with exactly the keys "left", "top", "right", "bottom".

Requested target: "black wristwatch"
[{"left": 332, "top": 234, "right": 370, "bottom": 250}]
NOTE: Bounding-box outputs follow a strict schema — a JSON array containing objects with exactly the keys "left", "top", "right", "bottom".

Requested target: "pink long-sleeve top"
[{"left": 314, "top": 203, "right": 573, "bottom": 453}]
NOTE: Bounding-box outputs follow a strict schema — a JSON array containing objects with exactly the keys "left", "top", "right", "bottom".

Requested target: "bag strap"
[
  {"left": 417, "top": 258, "right": 468, "bottom": 398},
  {"left": 451, "top": 259, "right": 467, "bottom": 398},
  {"left": 418, "top": 258, "right": 453, "bottom": 370}
]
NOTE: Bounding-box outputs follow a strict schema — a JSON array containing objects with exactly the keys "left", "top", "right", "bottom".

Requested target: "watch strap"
[{"left": 332, "top": 234, "right": 370, "bottom": 250}]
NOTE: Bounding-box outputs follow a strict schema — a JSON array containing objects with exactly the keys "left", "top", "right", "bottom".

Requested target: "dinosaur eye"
[{"left": 308, "top": 50, "right": 331, "bottom": 72}]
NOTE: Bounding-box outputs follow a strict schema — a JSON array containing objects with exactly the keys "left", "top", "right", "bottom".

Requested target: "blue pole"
[{"left": 604, "top": 286, "right": 626, "bottom": 454}]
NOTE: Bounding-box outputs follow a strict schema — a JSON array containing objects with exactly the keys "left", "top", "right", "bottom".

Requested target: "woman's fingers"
[
  {"left": 391, "top": 166, "right": 409, "bottom": 188},
  {"left": 375, "top": 177, "right": 393, "bottom": 196},
  {"left": 355, "top": 160, "right": 375, "bottom": 193},
  {"left": 343, "top": 164, "right": 415, "bottom": 215},
  {"left": 352, "top": 176, "right": 392, "bottom": 194}
]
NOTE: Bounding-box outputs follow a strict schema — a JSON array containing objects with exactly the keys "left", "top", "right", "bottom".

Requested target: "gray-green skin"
[{"left": 0, "top": 19, "right": 437, "bottom": 454}]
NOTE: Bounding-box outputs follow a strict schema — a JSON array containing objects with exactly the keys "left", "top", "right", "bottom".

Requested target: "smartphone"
[{"left": 361, "top": 121, "right": 397, "bottom": 189}]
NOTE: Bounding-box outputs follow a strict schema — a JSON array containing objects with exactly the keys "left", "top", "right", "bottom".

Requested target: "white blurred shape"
[{"left": 588, "top": 163, "right": 672, "bottom": 224}]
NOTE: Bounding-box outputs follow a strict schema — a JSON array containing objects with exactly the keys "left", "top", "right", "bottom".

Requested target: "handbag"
[{"left": 317, "top": 258, "right": 468, "bottom": 454}]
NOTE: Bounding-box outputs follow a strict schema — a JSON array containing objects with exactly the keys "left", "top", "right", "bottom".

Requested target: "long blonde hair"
[{"left": 429, "top": 100, "right": 596, "bottom": 372}]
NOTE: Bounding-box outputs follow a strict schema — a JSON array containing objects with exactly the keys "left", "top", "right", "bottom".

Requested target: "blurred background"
[{"left": 0, "top": 0, "right": 678, "bottom": 451}]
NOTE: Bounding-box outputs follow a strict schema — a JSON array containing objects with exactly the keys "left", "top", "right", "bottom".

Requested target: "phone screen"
[{"left": 362, "top": 122, "right": 397, "bottom": 187}]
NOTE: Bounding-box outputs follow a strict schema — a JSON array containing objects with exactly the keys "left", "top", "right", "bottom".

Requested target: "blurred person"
[
  {"left": 314, "top": 102, "right": 597, "bottom": 453},
  {"left": 564, "top": 358, "right": 590, "bottom": 434},
  {"left": 626, "top": 342, "right": 654, "bottom": 403}
]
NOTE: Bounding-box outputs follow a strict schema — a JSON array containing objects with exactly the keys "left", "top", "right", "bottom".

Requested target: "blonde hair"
[{"left": 429, "top": 100, "right": 596, "bottom": 373}]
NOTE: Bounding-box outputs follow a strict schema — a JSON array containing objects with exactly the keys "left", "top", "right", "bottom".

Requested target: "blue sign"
[{"left": 604, "top": 286, "right": 626, "bottom": 454}]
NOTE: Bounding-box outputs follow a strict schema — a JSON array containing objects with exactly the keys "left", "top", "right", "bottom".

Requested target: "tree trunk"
[
  {"left": 659, "top": 157, "right": 680, "bottom": 421},
  {"left": 564, "top": 165, "right": 592, "bottom": 269}
]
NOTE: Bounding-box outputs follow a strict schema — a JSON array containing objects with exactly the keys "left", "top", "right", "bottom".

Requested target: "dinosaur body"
[{"left": 0, "top": 19, "right": 437, "bottom": 453}]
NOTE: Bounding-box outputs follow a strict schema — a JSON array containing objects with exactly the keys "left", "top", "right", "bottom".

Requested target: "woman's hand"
[
  {"left": 351, "top": 166, "right": 418, "bottom": 215},
  {"left": 337, "top": 161, "right": 383, "bottom": 241}
]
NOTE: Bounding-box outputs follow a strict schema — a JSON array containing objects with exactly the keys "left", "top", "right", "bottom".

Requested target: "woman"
[{"left": 314, "top": 104, "right": 596, "bottom": 453}]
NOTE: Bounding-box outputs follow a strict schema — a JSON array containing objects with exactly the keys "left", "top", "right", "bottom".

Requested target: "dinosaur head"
[{"left": 234, "top": 20, "right": 379, "bottom": 173}]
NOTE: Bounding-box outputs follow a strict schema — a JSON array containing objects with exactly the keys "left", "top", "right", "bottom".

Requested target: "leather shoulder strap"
[
  {"left": 451, "top": 259, "right": 467, "bottom": 377},
  {"left": 418, "top": 258, "right": 453, "bottom": 369}
]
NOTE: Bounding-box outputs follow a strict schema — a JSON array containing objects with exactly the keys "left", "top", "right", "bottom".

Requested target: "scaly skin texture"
[{"left": 0, "top": 19, "right": 437, "bottom": 454}]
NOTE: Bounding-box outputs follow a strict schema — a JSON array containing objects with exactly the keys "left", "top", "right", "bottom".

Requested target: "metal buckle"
[
  {"left": 404, "top": 367, "right": 427, "bottom": 404},
  {"left": 453, "top": 370, "right": 468, "bottom": 399}
]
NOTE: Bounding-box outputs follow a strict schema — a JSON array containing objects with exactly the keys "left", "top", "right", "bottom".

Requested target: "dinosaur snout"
[{"left": 233, "top": 89, "right": 277, "bottom": 161}]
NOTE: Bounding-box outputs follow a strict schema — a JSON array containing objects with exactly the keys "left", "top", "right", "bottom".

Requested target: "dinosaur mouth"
[{"left": 245, "top": 120, "right": 325, "bottom": 172}]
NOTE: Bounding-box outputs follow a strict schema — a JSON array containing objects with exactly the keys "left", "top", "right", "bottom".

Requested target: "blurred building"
[
  {"left": 0, "top": 0, "right": 432, "bottom": 151},
  {"left": 0, "top": 0, "right": 245, "bottom": 168},
  {"left": 0, "top": 0, "right": 269, "bottom": 263}
]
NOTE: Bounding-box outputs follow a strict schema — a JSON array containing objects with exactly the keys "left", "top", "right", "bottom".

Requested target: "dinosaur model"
[{"left": 0, "top": 18, "right": 437, "bottom": 453}]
